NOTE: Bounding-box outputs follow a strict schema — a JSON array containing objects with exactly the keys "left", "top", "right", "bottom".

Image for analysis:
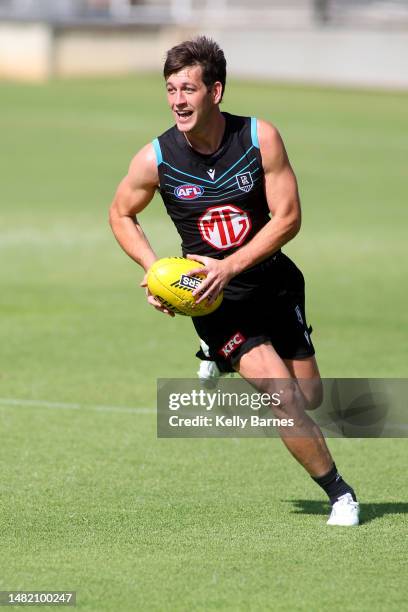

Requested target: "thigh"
[
  {"left": 234, "top": 341, "right": 291, "bottom": 379},
  {"left": 235, "top": 344, "right": 323, "bottom": 411},
  {"left": 234, "top": 342, "right": 306, "bottom": 411},
  {"left": 284, "top": 355, "right": 320, "bottom": 379}
]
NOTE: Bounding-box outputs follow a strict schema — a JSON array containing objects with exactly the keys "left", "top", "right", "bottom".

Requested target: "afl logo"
[
  {"left": 175, "top": 184, "right": 204, "bottom": 200},
  {"left": 198, "top": 204, "right": 251, "bottom": 250}
]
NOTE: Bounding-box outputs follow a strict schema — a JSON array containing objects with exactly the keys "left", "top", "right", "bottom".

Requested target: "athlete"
[{"left": 109, "top": 36, "right": 359, "bottom": 526}]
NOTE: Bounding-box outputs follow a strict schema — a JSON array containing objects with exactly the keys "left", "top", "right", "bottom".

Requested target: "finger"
[
  {"left": 151, "top": 300, "right": 175, "bottom": 316},
  {"left": 160, "top": 306, "right": 175, "bottom": 317},
  {"left": 186, "top": 253, "right": 205, "bottom": 263},
  {"left": 192, "top": 277, "right": 211, "bottom": 297},
  {"left": 148, "top": 295, "right": 162, "bottom": 308},
  {"left": 187, "top": 267, "right": 208, "bottom": 278},
  {"left": 194, "top": 282, "right": 218, "bottom": 304},
  {"left": 140, "top": 272, "right": 148, "bottom": 288},
  {"left": 155, "top": 305, "right": 175, "bottom": 317},
  {"left": 149, "top": 296, "right": 175, "bottom": 317},
  {"left": 186, "top": 254, "right": 206, "bottom": 264},
  {"left": 205, "top": 290, "right": 218, "bottom": 305}
]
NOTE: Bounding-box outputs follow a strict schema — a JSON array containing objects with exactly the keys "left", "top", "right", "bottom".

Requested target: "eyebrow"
[{"left": 166, "top": 81, "right": 197, "bottom": 87}]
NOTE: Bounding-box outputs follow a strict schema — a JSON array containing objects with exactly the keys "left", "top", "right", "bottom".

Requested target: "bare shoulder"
[
  {"left": 127, "top": 142, "right": 159, "bottom": 189},
  {"left": 110, "top": 142, "right": 159, "bottom": 217},
  {"left": 256, "top": 119, "right": 287, "bottom": 172}
]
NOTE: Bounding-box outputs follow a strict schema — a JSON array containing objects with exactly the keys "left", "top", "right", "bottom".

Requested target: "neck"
[{"left": 183, "top": 110, "right": 226, "bottom": 155}]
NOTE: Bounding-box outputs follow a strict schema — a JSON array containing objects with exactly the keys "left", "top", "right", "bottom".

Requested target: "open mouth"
[{"left": 176, "top": 110, "right": 193, "bottom": 119}]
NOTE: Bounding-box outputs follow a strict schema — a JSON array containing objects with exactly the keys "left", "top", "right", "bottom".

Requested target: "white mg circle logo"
[{"left": 198, "top": 204, "right": 251, "bottom": 250}]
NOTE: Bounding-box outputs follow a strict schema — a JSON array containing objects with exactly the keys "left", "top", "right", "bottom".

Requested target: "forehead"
[{"left": 166, "top": 65, "right": 204, "bottom": 85}]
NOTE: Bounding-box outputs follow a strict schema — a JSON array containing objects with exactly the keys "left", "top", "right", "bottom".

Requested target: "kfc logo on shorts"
[
  {"left": 198, "top": 205, "right": 251, "bottom": 250},
  {"left": 219, "top": 332, "right": 246, "bottom": 358}
]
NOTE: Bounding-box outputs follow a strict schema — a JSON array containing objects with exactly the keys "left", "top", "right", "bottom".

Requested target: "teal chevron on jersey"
[
  {"left": 163, "top": 157, "right": 260, "bottom": 191},
  {"left": 163, "top": 164, "right": 262, "bottom": 203},
  {"left": 160, "top": 144, "right": 256, "bottom": 185}
]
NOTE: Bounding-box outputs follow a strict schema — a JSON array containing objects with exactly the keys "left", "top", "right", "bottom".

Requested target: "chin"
[
  {"left": 174, "top": 114, "right": 197, "bottom": 133},
  {"left": 177, "top": 121, "right": 195, "bottom": 132},
  {"left": 176, "top": 123, "right": 190, "bottom": 132}
]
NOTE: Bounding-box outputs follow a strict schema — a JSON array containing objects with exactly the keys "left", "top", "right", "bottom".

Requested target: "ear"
[{"left": 212, "top": 81, "right": 223, "bottom": 104}]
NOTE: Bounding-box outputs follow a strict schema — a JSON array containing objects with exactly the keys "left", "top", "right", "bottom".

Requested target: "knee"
[
  {"left": 269, "top": 384, "right": 301, "bottom": 418},
  {"left": 303, "top": 379, "right": 324, "bottom": 411}
]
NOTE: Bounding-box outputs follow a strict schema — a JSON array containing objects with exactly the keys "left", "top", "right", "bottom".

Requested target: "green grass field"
[{"left": 1, "top": 75, "right": 407, "bottom": 611}]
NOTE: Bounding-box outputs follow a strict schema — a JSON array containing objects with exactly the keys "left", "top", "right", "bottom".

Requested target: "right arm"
[
  {"left": 109, "top": 143, "right": 174, "bottom": 316},
  {"left": 109, "top": 143, "right": 159, "bottom": 270}
]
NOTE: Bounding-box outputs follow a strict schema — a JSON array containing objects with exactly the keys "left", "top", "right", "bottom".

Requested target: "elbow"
[
  {"left": 287, "top": 214, "right": 301, "bottom": 239},
  {"left": 108, "top": 202, "right": 118, "bottom": 228},
  {"left": 293, "top": 216, "right": 301, "bottom": 237},
  {"left": 109, "top": 202, "right": 136, "bottom": 232}
]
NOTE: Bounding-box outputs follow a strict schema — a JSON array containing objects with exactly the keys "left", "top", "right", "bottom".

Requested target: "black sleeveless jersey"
[{"left": 152, "top": 112, "right": 281, "bottom": 299}]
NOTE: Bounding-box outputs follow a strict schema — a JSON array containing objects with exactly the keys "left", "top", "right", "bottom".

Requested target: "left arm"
[{"left": 188, "top": 120, "right": 301, "bottom": 302}]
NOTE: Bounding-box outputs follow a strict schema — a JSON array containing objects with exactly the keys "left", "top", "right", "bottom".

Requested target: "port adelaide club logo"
[
  {"left": 236, "top": 171, "right": 253, "bottom": 193},
  {"left": 174, "top": 184, "right": 204, "bottom": 200}
]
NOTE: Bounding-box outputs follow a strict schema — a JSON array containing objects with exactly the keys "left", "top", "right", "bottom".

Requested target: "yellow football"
[{"left": 146, "top": 257, "right": 223, "bottom": 317}]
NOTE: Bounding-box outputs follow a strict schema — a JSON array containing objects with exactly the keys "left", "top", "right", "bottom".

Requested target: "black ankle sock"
[{"left": 312, "top": 463, "right": 357, "bottom": 505}]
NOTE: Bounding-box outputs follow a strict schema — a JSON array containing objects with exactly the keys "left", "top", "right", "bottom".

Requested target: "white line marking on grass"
[{"left": 0, "top": 397, "right": 155, "bottom": 415}]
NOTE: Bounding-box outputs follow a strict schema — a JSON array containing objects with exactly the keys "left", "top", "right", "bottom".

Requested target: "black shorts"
[{"left": 193, "top": 253, "right": 315, "bottom": 373}]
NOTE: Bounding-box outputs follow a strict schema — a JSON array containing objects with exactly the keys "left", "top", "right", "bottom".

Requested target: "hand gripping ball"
[{"left": 146, "top": 257, "right": 223, "bottom": 316}]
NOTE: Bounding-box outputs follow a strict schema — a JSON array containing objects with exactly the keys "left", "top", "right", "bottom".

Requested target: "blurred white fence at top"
[
  {"left": 1, "top": 0, "right": 408, "bottom": 28},
  {"left": 1, "top": 0, "right": 408, "bottom": 84}
]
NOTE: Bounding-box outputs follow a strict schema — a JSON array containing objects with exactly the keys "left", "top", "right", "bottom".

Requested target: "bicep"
[
  {"left": 112, "top": 175, "right": 156, "bottom": 219},
  {"left": 264, "top": 161, "right": 300, "bottom": 219},
  {"left": 110, "top": 144, "right": 159, "bottom": 219},
  {"left": 258, "top": 121, "right": 300, "bottom": 219}
]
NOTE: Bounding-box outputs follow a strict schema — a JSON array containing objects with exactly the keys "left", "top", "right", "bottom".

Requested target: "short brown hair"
[{"left": 163, "top": 36, "right": 227, "bottom": 101}]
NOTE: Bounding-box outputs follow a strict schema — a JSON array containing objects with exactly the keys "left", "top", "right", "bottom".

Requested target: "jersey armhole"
[
  {"left": 152, "top": 138, "right": 163, "bottom": 165},
  {"left": 250, "top": 117, "right": 260, "bottom": 149}
]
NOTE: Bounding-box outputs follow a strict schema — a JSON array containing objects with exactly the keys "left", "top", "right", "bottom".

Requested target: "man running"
[{"left": 109, "top": 36, "right": 359, "bottom": 526}]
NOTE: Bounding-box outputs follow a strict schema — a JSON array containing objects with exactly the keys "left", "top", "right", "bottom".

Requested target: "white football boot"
[
  {"left": 327, "top": 493, "right": 360, "bottom": 526},
  {"left": 197, "top": 340, "right": 222, "bottom": 388}
]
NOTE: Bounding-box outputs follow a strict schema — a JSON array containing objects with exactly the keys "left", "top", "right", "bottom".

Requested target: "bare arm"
[
  {"left": 109, "top": 144, "right": 174, "bottom": 316},
  {"left": 224, "top": 120, "right": 301, "bottom": 272},
  {"left": 109, "top": 143, "right": 159, "bottom": 271},
  {"left": 189, "top": 120, "right": 301, "bottom": 302}
]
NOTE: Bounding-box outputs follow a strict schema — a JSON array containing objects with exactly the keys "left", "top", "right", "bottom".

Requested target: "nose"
[{"left": 174, "top": 90, "right": 187, "bottom": 106}]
